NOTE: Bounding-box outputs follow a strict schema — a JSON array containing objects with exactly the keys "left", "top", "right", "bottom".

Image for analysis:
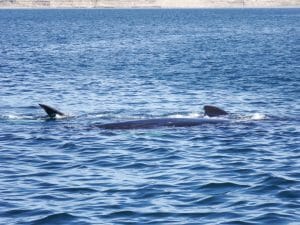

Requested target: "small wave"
[
  {"left": 32, "top": 194, "right": 65, "bottom": 201},
  {"left": 115, "top": 162, "right": 151, "bottom": 169},
  {"left": 89, "top": 113, "right": 143, "bottom": 120},
  {"left": 168, "top": 112, "right": 202, "bottom": 118},
  {"left": 236, "top": 113, "right": 268, "bottom": 122},
  {"left": 104, "top": 210, "right": 215, "bottom": 219},
  {"left": 92, "top": 114, "right": 109, "bottom": 118},
  {"left": 0, "top": 113, "right": 73, "bottom": 121},
  {"left": 2, "top": 114, "right": 34, "bottom": 120},
  {"left": 251, "top": 212, "right": 291, "bottom": 224},
  {"left": 2, "top": 209, "right": 32, "bottom": 217},
  {"left": 29, "top": 213, "right": 82, "bottom": 225},
  {"left": 250, "top": 174, "right": 297, "bottom": 194},
  {"left": 277, "top": 190, "right": 300, "bottom": 199},
  {"left": 261, "top": 175, "right": 297, "bottom": 186},
  {"left": 200, "top": 182, "right": 249, "bottom": 194},
  {"left": 55, "top": 187, "right": 98, "bottom": 194},
  {"left": 103, "top": 210, "right": 138, "bottom": 218},
  {"left": 222, "top": 220, "right": 256, "bottom": 225},
  {"left": 201, "top": 182, "right": 248, "bottom": 189},
  {"left": 61, "top": 142, "right": 77, "bottom": 149},
  {"left": 194, "top": 196, "right": 225, "bottom": 206}
]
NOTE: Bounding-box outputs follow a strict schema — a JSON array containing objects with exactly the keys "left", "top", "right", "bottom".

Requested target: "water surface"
[{"left": 0, "top": 9, "right": 299, "bottom": 225}]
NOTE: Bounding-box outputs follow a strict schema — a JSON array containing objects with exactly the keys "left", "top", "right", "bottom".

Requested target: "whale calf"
[{"left": 39, "top": 104, "right": 229, "bottom": 130}]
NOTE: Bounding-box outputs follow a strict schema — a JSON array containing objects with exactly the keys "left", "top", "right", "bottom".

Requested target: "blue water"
[{"left": 0, "top": 9, "right": 299, "bottom": 225}]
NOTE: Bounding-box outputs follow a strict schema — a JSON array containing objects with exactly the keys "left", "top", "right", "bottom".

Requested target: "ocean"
[{"left": 0, "top": 9, "right": 299, "bottom": 225}]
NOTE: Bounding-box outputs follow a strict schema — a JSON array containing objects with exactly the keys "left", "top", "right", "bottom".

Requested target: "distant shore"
[
  {"left": 0, "top": 6, "right": 299, "bottom": 9},
  {"left": 0, "top": 0, "right": 299, "bottom": 9}
]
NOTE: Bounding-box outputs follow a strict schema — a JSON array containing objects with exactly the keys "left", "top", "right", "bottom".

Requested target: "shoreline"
[
  {"left": 0, "top": 1, "right": 299, "bottom": 9},
  {"left": 0, "top": 0, "right": 299, "bottom": 9},
  {"left": 0, "top": 6, "right": 299, "bottom": 9}
]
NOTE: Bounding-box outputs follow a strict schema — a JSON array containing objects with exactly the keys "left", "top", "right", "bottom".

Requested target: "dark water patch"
[
  {"left": 28, "top": 213, "right": 87, "bottom": 225},
  {"left": 221, "top": 221, "right": 256, "bottom": 225},
  {"left": 232, "top": 168, "right": 257, "bottom": 175},
  {"left": 103, "top": 210, "right": 139, "bottom": 219},
  {"left": 38, "top": 161, "right": 71, "bottom": 170},
  {"left": 103, "top": 188, "right": 141, "bottom": 196},
  {"left": 199, "top": 182, "right": 249, "bottom": 194},
  {"left": 31, "top": 194, "right": 68, "bottom": 201},
  {"left": 115, "top": 162, "right": 154, "bottom": 169},
  {"left": 55, "top": 187, "right": 98, "bottom": 194},
  {"left": 259, "top": 174, "right": 298, "bottom": 186},
  {"left": 61, "top": 142, "right": 77, "bottom": 149},
  {"left": 135, "top": 189, "right": 172, "bottom": 199},
  {"left": 250, "top": 212, "right": 293, "bottom": 224},
  {"left": 277, "top": 190, "right": 300, "bottom": 200},
  {"left": 27, "top": 171, "right": 59, "bottom": 177},
  {"left": 2, "top": 209, "right": 35, "bottom": 217},
  {"left": 187, "top": 164, "right": 212, "bottom": 171},
  {"left": 249, "top": 175, "right": 298, "bottom": 195},
  {"left": 285, "top": 203, "right": 300, "bottom": 209},
  {"left": 193, "top": 195, "right": 227, "bottom": 206},
  {"left": 0, "top": 133, "right": 27, "bottom": 141},
  {"left": 227, "top": 200, "right": 250, "bottom": 208},
  {"left": 219, "top": 147, "right": 256, "bottom": 154},
  {"left": 1, "top": 208, "right": 52, "bottom": 220},
  {"left": 103, "top": 210, "right": 216, "bottom": 219}
]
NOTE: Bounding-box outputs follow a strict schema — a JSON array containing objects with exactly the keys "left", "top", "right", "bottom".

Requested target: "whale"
[{"left": 39, "top": 104, "right": 229, "bottom": 130}]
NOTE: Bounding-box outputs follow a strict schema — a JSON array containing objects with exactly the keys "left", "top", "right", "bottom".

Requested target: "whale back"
[{"left": 203, "top": 105, "right": 228, "bottom": 117}]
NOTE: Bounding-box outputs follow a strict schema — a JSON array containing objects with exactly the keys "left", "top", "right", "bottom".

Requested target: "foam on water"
[
  {"left": 250, "top": 113, "right": 267, "bottom": 120},
  {"left": 3, "top": 114, "right": 35, "bottom": 120},
  {"left": 55, "top": 114, "right": 70, "bottom": 119},
  {"left": 236, "top": 113, "right": 268, "bottom": 122},
  {"left": 168, "top": 112, "right": 202, "bottom": 118}
]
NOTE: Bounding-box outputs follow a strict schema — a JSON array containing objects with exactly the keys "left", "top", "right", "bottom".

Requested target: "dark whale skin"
[{"left": 95, "top": 118, "right": 227, "bottom": 130}]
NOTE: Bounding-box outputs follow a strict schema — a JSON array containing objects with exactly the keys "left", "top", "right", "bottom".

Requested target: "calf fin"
[{"left": 39, "top": 104, "right": 65, "bottom": 118}]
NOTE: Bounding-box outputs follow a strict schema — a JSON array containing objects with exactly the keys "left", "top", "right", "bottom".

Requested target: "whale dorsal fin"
[
  {"left": 204, "top": 105, "right": 228, "bottom": 117},
  {"left": 39, "top": 104, "right": 65, "bottom": 118}
]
